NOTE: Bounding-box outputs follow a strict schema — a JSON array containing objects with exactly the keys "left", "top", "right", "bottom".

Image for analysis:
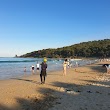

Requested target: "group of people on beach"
[
  {"left": 24, "top": 58, "right": 110, "bottom": 84},
  {"left": 30, "top": 62, "right": 40, "bottom": 74},
  {"left": 24, "top": 58, "right": 47, "bottom": 84},
  {"left": 24, "top": 58, "right": 70, "bottom": 84}
]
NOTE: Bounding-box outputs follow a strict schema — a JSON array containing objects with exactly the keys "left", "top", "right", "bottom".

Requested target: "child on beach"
[
  {"left": 31, "top": 65, "right": 35, "bottom": 74},
  {"left": 24, "top": 67, "right": 26, "bottom": 72},
  {"left": 36, "top": 61, "right": 40, "bottom": 73}
]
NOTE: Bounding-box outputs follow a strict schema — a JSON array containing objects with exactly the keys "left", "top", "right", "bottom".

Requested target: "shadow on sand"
[{"left": 0, "top": 78, "right": 110, "bottom": 110}]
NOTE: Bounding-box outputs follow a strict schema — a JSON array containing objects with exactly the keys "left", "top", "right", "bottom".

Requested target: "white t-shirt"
[{"left": 36, "top": 63, "right": 40, "bottom": 68}]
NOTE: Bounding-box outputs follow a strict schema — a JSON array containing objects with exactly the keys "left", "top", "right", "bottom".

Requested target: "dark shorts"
[
  {"left": 37, "top": 68, "right": 39, "bottom": 70},
  {"left": 32, "top": 67, "right": 34, "bottom": 70}
]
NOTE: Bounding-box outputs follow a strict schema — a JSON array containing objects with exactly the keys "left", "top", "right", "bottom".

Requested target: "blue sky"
[{"left": 0, "top": 0, "right": 110, "bottom": 57}]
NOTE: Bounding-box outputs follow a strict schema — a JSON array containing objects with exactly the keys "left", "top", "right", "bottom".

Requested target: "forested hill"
[{"left": 20, "top": 39, "right": 110, "bottom": 58}]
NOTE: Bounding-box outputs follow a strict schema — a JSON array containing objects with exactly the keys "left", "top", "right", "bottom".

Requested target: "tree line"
[{"left": 20, "top": 39, "right": 110, "bottom": 58}]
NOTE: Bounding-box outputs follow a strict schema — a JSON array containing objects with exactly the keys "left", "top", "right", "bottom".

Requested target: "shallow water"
[{"left": 0, "top": 57, "right": 98, "bottom": 80}]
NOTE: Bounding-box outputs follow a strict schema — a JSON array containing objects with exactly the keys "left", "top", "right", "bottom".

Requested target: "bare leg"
[
  {"left": 63, "top": 67, "right": 66, "bottom": 76},
  {"left": 40, "top": 74, "right": 43, "bottom": 83}
]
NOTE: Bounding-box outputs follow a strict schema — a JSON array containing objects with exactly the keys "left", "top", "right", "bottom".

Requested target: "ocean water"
[{"left": 0, "top": 57, "right": 98, "bottom": 80}]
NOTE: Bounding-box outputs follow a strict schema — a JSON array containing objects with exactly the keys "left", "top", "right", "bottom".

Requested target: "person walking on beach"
[
  {"left": 40, "top": 58, "right": 47, "bottom": 84},
  {"left": 63, "top": 59, "right": 67, "bottom": 76}
]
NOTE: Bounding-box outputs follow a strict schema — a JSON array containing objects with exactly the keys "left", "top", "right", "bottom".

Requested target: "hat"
[{"left": 43, "top": 57, "right": 47, "bottom": 62}]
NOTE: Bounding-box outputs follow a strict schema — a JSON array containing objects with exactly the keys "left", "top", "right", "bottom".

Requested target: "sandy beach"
[{"left": 0, "top": 61, "right": 110, "bottom": 110}]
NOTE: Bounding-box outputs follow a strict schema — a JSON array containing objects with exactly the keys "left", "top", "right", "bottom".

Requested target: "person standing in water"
[
  {"left": 36, "top": 61, "right": 40, "bottom": 72},
  {"left": 31, "top": 65, "right": 35, "bottom": 74},
  {"left": 40, "top": 58, "right": 47, "bottom": 84},
  {"left": 24, "top": 67, "right": 26, "bottom": 72}
]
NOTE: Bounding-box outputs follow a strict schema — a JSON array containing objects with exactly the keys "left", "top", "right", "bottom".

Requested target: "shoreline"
[
  {"left": 0, "top": 60, "right": 98, "bottom": 81},
  {"left": 0, "top": 61, "right": 110, "bottom": 110},
  {"left": 0, "top": 57, "right": 99, "bottom": 81}
]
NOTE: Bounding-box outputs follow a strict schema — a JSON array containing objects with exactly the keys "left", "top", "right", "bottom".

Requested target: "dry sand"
[{"left": 0, "top": 61, "right": 110, "bottom": 110}]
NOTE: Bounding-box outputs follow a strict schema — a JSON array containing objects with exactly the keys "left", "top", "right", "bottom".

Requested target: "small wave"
[{"left": 0, "top": 60, "right": 36, "bottom": 63}]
